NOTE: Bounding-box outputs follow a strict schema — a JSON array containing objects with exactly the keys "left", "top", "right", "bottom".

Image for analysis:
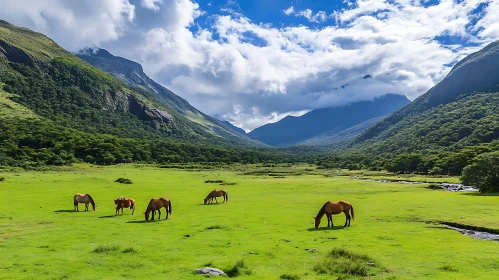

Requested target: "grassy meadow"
[{"left": 1, "top": 164, "right": 498, "bottom": 279}]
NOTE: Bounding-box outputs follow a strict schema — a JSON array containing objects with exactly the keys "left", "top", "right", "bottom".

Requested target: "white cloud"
[
  {"left": 141, "top": 0, "right": 162, "bottom": 11},
  {"left": 1, "top": 0, "right": 499, "bottom": 131},
  {"left": 0, "top": 0, "right": 135, "bottom": 50},
  {"left": 283, "top": 6, "right": 330, "bottom": 23},
  {"left": 283, "top": 6, "right": 295, "bottom": 15}
]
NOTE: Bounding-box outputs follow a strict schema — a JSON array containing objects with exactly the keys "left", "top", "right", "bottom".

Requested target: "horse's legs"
[
  {"left": 215, "top": 197, "right": 218, "bottom": 203},
  {"left": 85, "top": 203, "right": 88, "bottom": 211},
  {"left": 343, "top": 210, "right": 351, "bottom": 226},
  {"left": 158, "top": 209, "right": 161, "bottom": 220},
  {"left": 330, "top": 215, "right": 334, "bottom": 227}
]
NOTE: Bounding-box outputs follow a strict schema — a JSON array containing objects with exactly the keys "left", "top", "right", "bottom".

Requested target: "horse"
[
  {"left": 204, "top": 189, "right": 228, "bottom": 204},
  {"left": 114, "top": 197, "right": 135, "bottom": 215},
  {"left": 74, "top": 193, "right": 97, "bottom": 211},
  {"left": 314, "top": 200, "right": 354, "bottom": 228},
  {"left": 144, "top": 197, "right": 172, "bottom": 221}
]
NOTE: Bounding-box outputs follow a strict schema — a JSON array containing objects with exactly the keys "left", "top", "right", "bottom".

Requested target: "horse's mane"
[
  {"left": 315, "top": 202, "right": 328, "bottom": 219},
  {"left": 87, "top": 194, "right": 95, "bottom": 205}
]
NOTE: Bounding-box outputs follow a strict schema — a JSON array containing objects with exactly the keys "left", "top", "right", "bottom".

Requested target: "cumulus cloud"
[
  {"left": 283, "top": 6, "right": 329, "bottom": 23},
  {"left": 141, "top": 0, "right": 162, "bottom": 11},
  {"left": 1, "top": 0, "right": 499, "bottom": 131},
  {"left": 0, "top": 0, "right": 135, "bottom": 50}
]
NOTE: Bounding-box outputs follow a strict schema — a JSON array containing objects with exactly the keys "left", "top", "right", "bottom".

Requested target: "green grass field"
[{"left": 1, "top": 164, "right": 498, "bottom": 279}]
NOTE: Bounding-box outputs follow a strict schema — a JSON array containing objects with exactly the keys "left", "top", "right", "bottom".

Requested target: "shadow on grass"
[
  {"left": 461, "top": 192, "right": 499, "bottom": 197},
  {"left": 199, "top": 203, "right": 225, "bottom": 206},
  {"left": 307, "top": 226, "right": 347, "bottom": 232},
  {"left": 126, "top": 219, "right": 167, "bottom": 224},
  {"left": 98, "top": 215, "right": 115, "bottom": 219},
  {"left": 54, "top": 210, "right": 76, "bottom": 213}
]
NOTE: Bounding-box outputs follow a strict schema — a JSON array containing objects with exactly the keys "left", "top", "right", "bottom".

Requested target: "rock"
[
  {"left": 249, "top": 252, "right": 255, "bottom": 254},
  {"left": 367, "top": 262, "right": 375, "bottom": 266},
  {"left": 309, "top": 248, "right": 317, "bottom": 253},
  {"left": 196, "top": 267, "right": 225, "bottom": 276}
]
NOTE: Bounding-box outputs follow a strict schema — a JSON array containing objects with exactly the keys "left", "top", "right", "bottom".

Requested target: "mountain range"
[
  {"left": 349, "top": 40, "right": 499, "bottom": 156},
  {"left": 247, "top": 94, "right": 410, "bottom": 146}
]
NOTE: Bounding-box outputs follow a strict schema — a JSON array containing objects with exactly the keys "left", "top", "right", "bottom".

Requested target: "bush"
[
  {"left": 225, "top": 260, "right": 251, "bottom": 278},
  {"left": 314, "top": 248, "right": 383, "bottom": 277},
  {"left": 280, "top": 274, "right": 300, "bottom": 279},
  {"left": 462, "top": 151, "right": 499, "bottom": 193},
  {"left": 92, "top": 245, "right": 120, "bottom": 253},
  {"left": 0, "top": 177, "right": 4, "bottom": 182},
  {"left": 115, "top": 178, "right": 133, "bottom": 184}
]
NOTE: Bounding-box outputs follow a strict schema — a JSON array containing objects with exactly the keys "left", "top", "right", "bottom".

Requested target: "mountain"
[
  {"left": 350, "top": 40, "right": 499, "bottom": 155},
  {"left": 247, "top": 94, "right": 410, "bottom": 146},
  {"left": 222, "top": 121, "right": 246, "bottom": 135},
  {"left": 0, "top": 20, "right": 277, "bottom": 167},
  {"left": 299, "top": 116, "right": 384, "bottom": 147},
  {"left": 75, "top": 47, "right": 261, "bottom": 146}
]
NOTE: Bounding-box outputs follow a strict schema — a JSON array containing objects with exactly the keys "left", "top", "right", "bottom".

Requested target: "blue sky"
[{"left": 1, "top": 0, "right": 498, "bottom": 131}]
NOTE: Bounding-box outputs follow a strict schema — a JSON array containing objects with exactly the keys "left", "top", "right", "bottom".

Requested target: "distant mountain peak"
[
  {"left": 248, "top": 93, "right": 410, "bottom": 146},
  {"left": 222, "top": 120, "right": 246, "bottom": 135}
]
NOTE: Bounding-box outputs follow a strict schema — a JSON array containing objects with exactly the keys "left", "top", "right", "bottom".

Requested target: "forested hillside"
[
  {"left": 0, "top": 20, "right": 278, "bottom": 167},
  {"left": 76, "top": 48, "right": 257, "bottom": 145},
  {"left": 330, "top": 40, "right": 499, "bottom": 175}
]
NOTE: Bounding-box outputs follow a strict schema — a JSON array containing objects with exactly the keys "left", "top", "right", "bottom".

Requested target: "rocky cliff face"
[{"left": 99, "top": 90, "right": 173, "bottom": 129}]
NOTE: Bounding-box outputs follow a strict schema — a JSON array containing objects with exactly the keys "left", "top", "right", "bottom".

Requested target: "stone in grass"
[
  {"left": 309, "top": 248, "right": 317, "bottom": 253},
  {"left": 196, "top": 267, "right": 225, "bottom": 276}
]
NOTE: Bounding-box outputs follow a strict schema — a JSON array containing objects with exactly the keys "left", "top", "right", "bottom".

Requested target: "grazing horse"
[
  {"left": 144, "top": 197, "right": 172, "bottom": 221},
  {"left": 314, "top": 200, "right": 354, "bottom": 229},
  {"left": 74, "top": 193, "right": 96, "bottom": 211},
  {"left": 204, "top": 189, "right": 228, "bottom": 204},
  {"left": 114, "top": 197, "right": 135, "bottom": 215}
]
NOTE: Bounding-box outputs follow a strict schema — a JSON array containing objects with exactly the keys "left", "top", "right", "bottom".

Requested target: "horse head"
[
  {"left": 314, "top": 217, "right": 320, "bottom": 229},
  {"left": 92, "top": 204, "right": 97, "bottom": 211},
  {"left": 204, "top": 198, "right": 208, "bottom": 205},
  {"left": 144, "top": 210, "right": 150, "bottom": 221}
]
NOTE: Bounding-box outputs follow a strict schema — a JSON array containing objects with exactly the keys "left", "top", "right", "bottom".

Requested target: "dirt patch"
[
  {"left": 205, "top": 180, "right": 224, "bottom": 183},
  {"left": 115, "top": 178, "right": 132, "bottom": 184}
]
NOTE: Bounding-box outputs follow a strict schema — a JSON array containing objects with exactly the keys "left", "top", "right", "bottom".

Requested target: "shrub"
[
  {"left": 462, "top": 151, "right": 499, "bottom": 193},
  {"left": 92, "top": 245, "right": 120, "bottom": 253},
  {"left": 314, "top": 248, "right": 383, "bottom": 277},
  {"left": 115, "top": 178, "right": 133, "bottom": 184},
  {"left": 225, "top": 260, "right": 251, "bottom": 277},
  {"left": 280, "top": 274, "right": 300, "bottom": 279},
  {"left": 0, "top": 177, "right": 4, "bottom": 181}
]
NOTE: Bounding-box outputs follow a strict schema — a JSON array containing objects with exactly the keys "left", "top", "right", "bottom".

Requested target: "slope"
[
  {"left": 248, "top": 94, "right": 410, "bottom": 146},
  {"left": 355, "top": 40, "right": 499, "bottom": 144},
  {"left": 350, "top": 40, "right": 499, "bottom": 155},
  {"left": 299, "top": 116, "right": 384, "bottom": 147},
  {"left": 75, "top": 48, "right": 261, "bottom": 146}
]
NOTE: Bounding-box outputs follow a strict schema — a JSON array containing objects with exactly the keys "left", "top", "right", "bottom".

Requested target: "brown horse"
[
  {"left": 144, "top": 197, "right": 172, "bottom": 221},
  {"left": 114, "top": 197, "right": 135, "bottom": 215},
  {"left": 204, "top": 189, "right": 228, "bottom": 204},
  {"left": 314, "top": 200, "right": 354, "bottom": 228},
  {"left": 74, "top": 193, "right": 96, "bottom": 211}
]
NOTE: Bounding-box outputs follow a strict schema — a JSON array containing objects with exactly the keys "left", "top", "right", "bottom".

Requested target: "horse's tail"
[
  {"left": 350, "top": 203, "right": 355, "bottom": 221},
  {"left": 168, "top": 199, "right": 172, "bottom": 217},
  {"left": 73, "top": 195, "right": 78, "bottom": 206},
  {"left": 225, "top": 191, "right": 228, "bottom": 203}
]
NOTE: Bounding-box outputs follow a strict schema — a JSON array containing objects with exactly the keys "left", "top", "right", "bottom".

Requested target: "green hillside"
[
  {"left": 0, "top": 20, "right": 280, "bottom": 167},
  {"left": 339, "top": 40, "right": 499, "bottom": 175}
]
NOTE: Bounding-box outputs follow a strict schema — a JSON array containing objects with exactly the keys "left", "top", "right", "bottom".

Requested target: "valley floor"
[{"left": 0, "top": 164, "right": 498, "bottom": 279}]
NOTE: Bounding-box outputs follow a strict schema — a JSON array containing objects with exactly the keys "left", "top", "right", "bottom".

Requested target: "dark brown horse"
[
  {"left": 314, "top": 200, "right": 354, "bottom": 228},
  {"left": 204, "top": 189, "right": 228, "bottom": 204},
  {"left": 144, "top": 197, "right": 172, "bottom": 221},
  {"left": 114, "top": 196, "right": 135, "bottom": 215},
  {"left": 74, "top": 193, "right": 96, "bottom": 211}
]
